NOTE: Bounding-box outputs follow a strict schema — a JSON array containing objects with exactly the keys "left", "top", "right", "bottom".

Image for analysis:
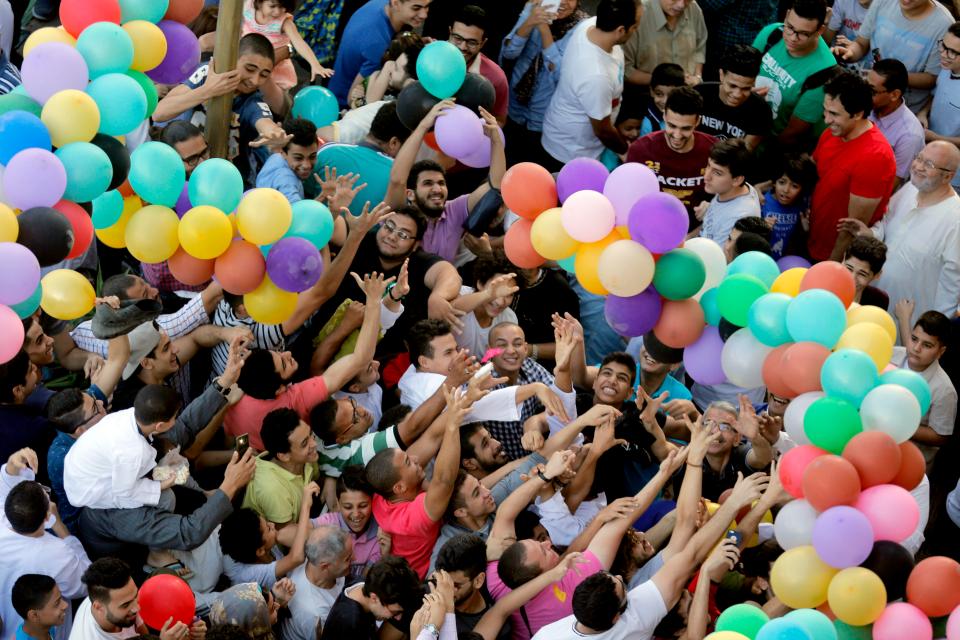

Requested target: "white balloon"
[
  {"left": 774, "top": 499, "right": 819, "bottom": 550},
  {"left": 685, "top": 237, "right": 727, "bottom": 300},
  {"left": 783, "top": 391, "right": 825, "bottom": 446},
  {"left": 721, "top": 328, "right": 773, "bottom": 388},
  {"left": 597, "top": 239, "right": 655, "bottom": 297},
  {"left": 860, "top": 384, "right": 921, "bottom": 443}
]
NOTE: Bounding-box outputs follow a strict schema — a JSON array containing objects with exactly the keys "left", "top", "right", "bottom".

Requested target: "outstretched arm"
[
  {"left": 320, "top": 272, "right": 390, "bottom": 392},
  {"left": 385, "top": 100, "right": 454, "bottom": 209},
  {"left": 424, "top": 388, "right": 474, "bottom": 521}
]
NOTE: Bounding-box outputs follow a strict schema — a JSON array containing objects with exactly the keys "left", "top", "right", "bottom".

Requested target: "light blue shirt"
[{"left": 256, "top": 152, "right": 304, "bottom": 203}]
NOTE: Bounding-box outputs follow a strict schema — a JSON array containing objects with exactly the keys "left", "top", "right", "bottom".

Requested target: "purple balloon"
[
  {"left": 627, "top": 192, "right": 689, "bottom": 253},
  {"left": 175, "top": 182, "right": 192, "bottom": 217},
  {"left": 777, "top": 255, "right": 812, "bottom": 271},
  {"left": 812, "top": 506, "right": 875, "bottom": 568},
  {"left": 604, "top": 288, "right": 662, "bottom": 337},
  {"left": 0, "top": 242, "right": 41, "bottom": 306},
  {"left": 557, "top": 158, "right": 610, "bottom": 204},
  {"left": 22, "top": 42, "right": 90, "bottom": 104},
  {"left": 603, "top": 162, "right": 661, "bottom": 225},
  {"left": 266, "top": 237, "right": 323, "bottom": 293},
  {"left": 146, "top": 21, "right": 201, "bottom": 85},
  {"left": 3, "top": 148, "right": 66, "bottom": 210},
  {"left": 683, "top": 325, "right": 726, "bottom": 385},
  {"left": 459, "top": 127, "right": 504, "bottom": 168},
  {"left": 435, "top": 105, "right": 485, "bottom": 159}
]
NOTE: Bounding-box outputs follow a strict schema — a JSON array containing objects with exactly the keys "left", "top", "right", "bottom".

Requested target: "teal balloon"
[
  {"left": 833, "top": 621, "right": 872, "bottom": 640},
  {"left": 558, "top": 254, "right": 576, "bottom": 273},
  {"left": 879, "top": 368, "right": 932, "bottom": 415},
  {"left": 10, "top": 85, "right": 28, "bottom": 96},
  {"left": 120, "top": 0, "right": 169, "bottom": 23},
  {"left": 715, "top": 603, "right": 769, "bottom": 638},
  {"left": 784, "top": 609, "right": 838, "bottom": 640},
  {"left": 129, "top": 141, "right": 186, "bottom": 207},
  {"left": 717, "top": 273, "right": 768, "bottom": 327},
  {"left": 92, "top": 190, "right": 125, "bottom": 228},
  {"left": 756, "top": 617, "right": 812, "bottom": 640},
  {"left": 652, "top": 248, "right": 705, "bottom": 300},
  {"left": 126, "top": 70, "right": 158, "bottom": 118},
  {"left": 56, "top": 142, "right": 113, "bottom": 203},
  {"left": 804, "top": 396, "right": 863, "bottom": 454},
  {"left": 728, "top": 250, "right": 781, "bottom": 287},
  {"left": 0, "top": 94, "right": 42, "bottom": 117},
  {"left": 700, "top": 287, "right": 721, "bottom": 326},
  {"left": 287, "top": 199, "right": 335, "bottom": 249},
  {"left": 416, "top": 41, "right": 467, "bottom": 99},
  {"left": 747, "top": 292, "right": 792, "bottom": 346},
  {"left": 87, "top": 73, "right": 148, "bottom": 136},
  {"left": 786, "top": 289, "right": 846, "bottom": 348},
  {"left": 821, "top": 349, "right": 878, "bottom": 407},
  {"left": 189, "top": 158, "right": 244, "bottom": 213},
  {"left": 10, "top": 283, "right": 42, "bottom": 319},
  {"left": 76, "top": 22, "right": 134, "bottom": 78},
  {"left": 292, "top": 86, "right": 339, "bottom": 127}
]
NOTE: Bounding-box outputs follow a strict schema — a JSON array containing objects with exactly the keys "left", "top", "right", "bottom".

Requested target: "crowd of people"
[{"left": 1, "top": 0, "right": 960, "bottom": 638}]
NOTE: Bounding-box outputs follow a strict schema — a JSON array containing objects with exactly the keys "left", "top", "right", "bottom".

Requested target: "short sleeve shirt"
[
  {"left": 371, "top": 492, "right": 441, "bottom": 578},
  {"left": 695, "top": 83, "right": 773, "bottom": 140},
  {"left": 225, "top": 376, "right": 330, "bottom": 450}
]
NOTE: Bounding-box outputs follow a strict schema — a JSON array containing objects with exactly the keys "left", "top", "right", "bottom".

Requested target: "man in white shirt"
[
  {"left": 541, "top": 0, "right": 643, "bottom": 165},
  {"left": 283, "top": 526, "right": 353, "bottom": 640}
]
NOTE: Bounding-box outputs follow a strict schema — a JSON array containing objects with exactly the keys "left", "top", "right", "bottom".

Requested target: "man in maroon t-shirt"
[
  {"left": 626, "top": 86, "right": 717, "bottom": 232},
  {"left": 448, "top": 5, "right": 510, "bottom": 125}
]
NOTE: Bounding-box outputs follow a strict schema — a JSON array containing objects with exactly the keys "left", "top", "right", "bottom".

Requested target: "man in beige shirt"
[{"left": 624, "top": 0, "right": 708, "bottom": 86}]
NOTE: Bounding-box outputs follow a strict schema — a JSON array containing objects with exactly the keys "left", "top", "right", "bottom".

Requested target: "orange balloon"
[
  {"left": 906, "top": 556, "right": 960, "bottom": 617},
  {"left": 167, "top": 248, "right": 214, "bottom": 287},
  {"left": 891, "top": 441, "right": 925, "bottom": 490},
  {"left": 762, "top": 344, "right": 794, "bottom": 398},
  {"left": 164, "top": 0, "right": 203, "bottom": 24},
  {"left": 503, "top": 219, "right": 545, "bottom": 269},
  {"left": 424, "top": 131, "right": 440, "bottom": 152},
  {"left": 781, "top": 342, "right": 830, "bottom": 395},
  {"left": 214, "top": 240, "right": 266, "bottom": 295},
  {"left": 653, "top": 299, "right": 705, "bottom": 348},
  {"left": 118, "top": 179, "right": 134, "bottom": 198},
  {"left": 800, "top": 261, "right": 856, "bottom": 308},
  {"left": 501, "top": 163, "right": 557, "bottom": 220},
  {"left": 802, "top": 455, "right": 862, "bottom": 512},
  {"left": 842, "top": 431, "right": 902, "bottom": 488}
]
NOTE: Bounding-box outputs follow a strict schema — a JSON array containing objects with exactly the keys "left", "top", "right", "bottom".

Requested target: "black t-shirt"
[
  {"left": 455, "top": 590, "right": 512, "bottom": 640},
  {"left": 672, "top": 444, "right": 767, "bottom": 502},
  {"left": 112, "top": 375, "right": 148, "bottom": 411},
  {"left": 321, "top": 591, "right": 377, "bottom": 640},
  {"left": 695, "top": 82, "right": 773, "bottom": 141},
  {"left": 511, "top": 268, "right": 581, "bottom": 346}
]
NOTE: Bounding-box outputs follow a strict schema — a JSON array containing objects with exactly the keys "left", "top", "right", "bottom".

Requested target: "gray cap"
[{"left": 122, "top": 321, "right": 162, "bottom": 380}]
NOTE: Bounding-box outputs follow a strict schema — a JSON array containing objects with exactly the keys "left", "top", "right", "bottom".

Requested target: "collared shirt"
[
  {"left": 397, "top": 366, "right": 522, "bottom": 425},
  {"left": 485, "top": 359, "right": 555, "bottom": 460},
  {"left": 312, "top": 511, "right": 382, "bottom": 582},
  {"left": 869, "top": 101, "right": 926, "bottom": 179},
  {"left": 623, "top": 0, "right": 708, "bottom": 77},
  {"left": 317, "top": 426, "right": 401, "bottom": 477},
  {"left": 890, "top": 346, "right": 957, "bottom": 464},
  {"left": 242, "top": 455, "right": 320, "bottom": 525},
  {"left": 0, "top": 50, "right": 22, "bottom": 95},
  {"left": 212, "top": 299, "right": 286, "bottom": 378},
  {"left": 141, "top": 262, "right": 208, "bottom": 293},
  {"left": 256, "top": 152, "right": 304, "bottom": 203},
  {"left": 421, "top": 195, "right": 471, "bottom": 263},
  {"left": 47, "top": 431, "right": 80, "bottom": 535}
]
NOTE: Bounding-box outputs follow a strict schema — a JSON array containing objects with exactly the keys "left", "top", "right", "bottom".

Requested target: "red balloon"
[
  {"left": 168, "top": 248, "right": 214, "bottom": 287},
  {"left": 890, "top": 441, "right": 925, "bottom": 491},
  {"left": 779, "top": 444, "right": 828, "bottom": 499},
  {"left": 501, "top": 163, "right": 557, "bottom": 220},
  {"left": 60, "top": 0, "right": 121, "bottom": 37},
  {"left": 800, "top": 261, "right": 856, "bottom": 308},
  {"left": 653, "top": 299, "right": 704, "bottom": 348},
  {"left": 762, "top": 344, "right": 794, "bottom": 398},
  {"left": 138, "top": 574, "right": 195, "bottom": 630},
  {"left": 906, "top": 557, "right": 960, "bottom": 617},
  {"left": 842, "top": 431, "right": 902, "bottom": 488},
  {"left": 215, "top": 240, "right": 266, "bottom": 295},
  {"left": 164, "top": 0, "right": 204, "bottom": 24},
  {"left": 781, "top": 342, "right": 830, "bottom": 395},
  {"left": 503, "top": 219, "right": 545, "bottom": 269},
  {"left": 718, "top": 488, "right": 751, "bottom": 523},
  {"left": 802, "top": 454, "right": 862, "bottom": 511},
  {"left": 53, "top": 200, "right": 94, "bottom": 260}
]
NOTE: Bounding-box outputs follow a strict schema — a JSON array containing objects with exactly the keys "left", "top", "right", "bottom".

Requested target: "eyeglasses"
[
  {"left": 449, "top": 31, "right": 483, "bottom": 49},
  {"left": 78, "top": 400, "right": 106, "bottom": 429},
  {"left": 704, "top": 419, "right": 735, "bottom": 433},
  {"left": 939, "top": 39, "right": 960, "bottom": 59},
  {"left": 382, "top": 219, "right": 414, "bottom": 241},
  {"left": 348, "top": 397, "right": 361, "bottom": 426},
  {"left": 783, "top": 22, "right": 816, "bottom": 40},
  {"left": 913, "top": 153, "right": 953, "bottom": 173},
  {"left": 182, "top": 146, "right": 210, "bottom": 168}
]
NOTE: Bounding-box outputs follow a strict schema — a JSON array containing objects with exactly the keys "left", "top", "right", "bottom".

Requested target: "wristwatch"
[
  {"left": 537, "top": 469, "right": 553, "bottom": 483},
  {"left": 212, "top": 379, "right": 230, "bottom": 397},
  {"left": 422, "top": 624, "right": 439, "bottom": 639}
]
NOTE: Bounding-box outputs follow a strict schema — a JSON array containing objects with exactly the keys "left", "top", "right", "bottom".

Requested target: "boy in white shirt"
[{"left": 695, "top": 138, "right": 761, "bottom": 244}]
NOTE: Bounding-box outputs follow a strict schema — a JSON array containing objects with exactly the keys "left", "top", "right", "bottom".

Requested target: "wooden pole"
[{"left": 207, "top": 0, "right": 243, "bottom": 160}]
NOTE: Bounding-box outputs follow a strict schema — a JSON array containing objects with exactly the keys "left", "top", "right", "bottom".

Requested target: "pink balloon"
[
  {"left": 0, "top": 304, "right": 25, "bottom": 364},
  {"left": 947, "top": 604, "right": 960, "bottom": 640},
  {"left": 855, "top": 484, "right": 919, "bottom": 542},
  {"left": 603, "top": 162, "right": 660, "bottom": 225},
  {"left": 3, "top": 148, "right": 66, "bottom": 210},
  {"left": 560, "top": 190, "right": 615, "bottom": 242},
  {"left": 873, "top": 603, "right": 932, "bottom": 640}
]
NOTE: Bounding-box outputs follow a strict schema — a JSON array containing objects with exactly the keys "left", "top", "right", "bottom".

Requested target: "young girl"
[
  {"left": 242, "top": 0, "right": 333, "bottom": 90},
  {"left": 761, "top": 153, "right": 818, "bottom": 259}
]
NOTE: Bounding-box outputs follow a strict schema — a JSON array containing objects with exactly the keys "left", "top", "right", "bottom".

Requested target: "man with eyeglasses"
[
  {"left": 448, "top": 6, "right": 509, "bottom": 125},
  {"left": 921, "top": 22, "right": 960, "bottom": 191},
  {"left": 866, "top": 59, "right": 925, "bottom": 190}
]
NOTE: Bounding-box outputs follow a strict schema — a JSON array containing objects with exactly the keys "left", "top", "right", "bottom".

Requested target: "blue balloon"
[
  {"left": 880, "top": 368, "right": 932, "bottom": 415},
  {"left": 821, "top": 349, "right": 879, "bottom": 408},
  {"left": 786, "top": 289, "right": 847, "bottom": 348},
  {"left": 416, "top": 41, "right": 467, "bottom": 99},
  {"left": 286, "top": 199, "right": 335, "bottom": 250},
  {"left": 56, "top": 142, "right": 113, "bottom": 203},
  {"left": 292, "top": 86, "right": 339, "bottom": 127},
  {"left": 700, "top": 287, "right": 722, "bottom": 326},
  {"left": 189, "top": 158, "right": 244, "bottom": 213},
  {"left": 756, "top": 617, "right": 813, "bottom": 640},
  {"left": 728, "top": 250, "right": 781, "bottom": 287},
  {"left": 92, "top": 190, "right": 125, "bottom": 229},
  {"left": 784, "top": 609, "right": 838, "bottom": 640},
  {"left": 76, "top": 22, "right": 134, "bottom": 78},
  {"left": 0, "top": 111, "right": 51, "bottom": 164},
  {"left": 86, "top": 73, "right": 148, "bottom": 136},
  {"left": 129, "top": 142, "right": 186, "bottom": 207},
  {"left": 748, "top": 292, "right": 792, "bottom": 346},
  {"left": 10, "top": 283, "right": 42, "bottom": 319}
]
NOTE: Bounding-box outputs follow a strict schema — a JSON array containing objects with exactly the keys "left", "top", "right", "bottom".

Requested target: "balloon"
[
  {"left": 804, "top": 397, "right": 862, "bottom": 455},
  {"left": 573, "top": 233, "right": 618, "bottom": 295},
  {"left": 501, "top": 163, "right": 557, "bottom": 220},
  {"left": 215, "top": 240, "right": 266, "bottom": 295},
  {"left": 55, "top": 142, "right": 113, "bottom": 203},
  {"left": 123, "top": 20, "right": 167, "bottom": 71},
  {"left": 244, "top": 275, "right": 298, "bottom": 324},
  {"left": 126, "top": 70, "right": 159, "bottom": 118},
  {"left": 627, "top": 192, "right": 689, "bottom": 253},
  {"left": 40, "top": 269, "right": 96, "bottom": 319},
  {"left": 747, "top": 292, "right": 792, "bottom": 346},
  {"left": 92, "top": 190, "right": 125, "bottom": 229},
  {"left": 433, "top": 105, "right": 484, "bottom": 159},
  {"left": 861, "top": 541, "right": 915, "bottom": 602},
  {"left": 167, "top": 248, "right": 213, "bottom": 286},
  {"left": 86, "top": 73, "right": 148, "bottom": 136},
  {"left": 146, "top": 21, "right": 200, "bottom": 84},
  {"left": 833, "top": 620, "right": 872, "bottom": 640},
  {"left": 890, "top": 441, "right": 925, "bottom": 491},
  {"left": 653, "top": 299, "right": 705, "bottom": 349},
  {"left": 95, "top": 195, "right": 139, "bottom": 247},
  {"left": 42, "top": 89, "right": 101, "bottom": 148},
  {"left": 785, "top": 609, "right": 838, "bottom": 640},
  {"left": 561, "top": 190, "right": 615, "bottom": 243},
  {"left": 0, "top": 205, "right": 16, "bottom": 243},
  {"left": 22, "top": 42, "right": 90, "bottom": 104},
  {"left": 859, "top": 385, "right": 921, "bottom": 443},
  {"left": 453, "top": 72, "right": 496, "bottom": 113},
  {"left": 125, "top": 205, "right": 180, "bottom": 263},
  {"left": 557, "top": 158, "right": 609, "bottom": 203},
  {"left": 827, "top": 568, "right": 887, "bottom": 626},
  {"left": 291, "top": 85, "right": 340, "bottom": 128},
  {"left": 17, "top": 206, "right": 75, "bottom": 266},
  {"left": 530, "top": 207, "right": 579, "bottom": 260},
  {"left": 91, "top": 133, "right": 131, "bottom": 190},
  {"left": 755, "top": 617, "right": 812, "bottom": 640},
  {"left": 417, "top": 41, "right": 467, "bottom": 98},
  {"left": 504, "top": 218, "right": 545, "bottom": 269},
  {"left": 23, "top": 27, "right": 77, "bottom": 57},
  {"left": 76, "top": 22, "right": 134, "bottom": 77},
  {"left": 787, "top": 289, "right": 847, "bottom": 348},
  {"left": 780, "top": 444, "right": 828, "bottom": 498},
  {"left": 775, "top": 499, "right": 819, "bottom": 549},
  {"left": 833, "top": 323, "right": 893, "bottom": 372},
  {"left": 706, "top": 633, "right": 751, "bottom": 640},
  {"left": 801, "top": 261, "right": 856, "bottom": 307},
  {"left": 3, "top": 149, "right": 66, "bottom": 210},
  {"left": 728, "top": 251, "right": 780, "bottom": 287},
  {"left": 604, "top": 288, "right": 662, "bottom": 337},
  {"left": 53, "top": 200, "right": 94, "bottom": 260},
  {"left": 652, "top": 248, "right": 705, "bottom": 300},
  {"left": 0, "top": 111, "right": 51, "bottom": 165},
  {"left": 0, "top": 304, "right": 24, "bottom": 363},
  {"left": 60, "top": 0, "right": 121, "bottom": 36},
  {"left": 684, "top": 237, "right": 727, "bottom": 299},
  {"left": 700, "top": 287, "right": 721, "bottom": 325},
  {"left": 720, "top": 328, "right": 772, "bottom": 388},
  {"left": 820, "top": 349, "right": 879, "bottom": 408},
  {"left": 138, "top": 574, "right": 195, "bottom": 629},
  {"left": 189, "top": 159, "right": 244, "bottom": 213},
  {"left": 872, "top": 603, "right": 932, "bottom": 640},
  {"left": 683, "top": 325, "right": 727, "bottom": 385},
  {"left": 771, "top": 546, "right": 838, "bottom": 609},
  {"left": 761, "top": 344, "right": 793, "bottom": 397},
  {"left": 855, "top": 484, "right": 919, "bottom": 542},
  {"left": 11, "top": 283, "right": 43, "bottom": 319},
  {"left": 906, "top": 557, "right": 960, "bottom": 617},
  {"left": 846, "top": 305, "right": 896, "bottom": 342},
  {"left": 129, "top": 141, "right": 186, "bottom": 207},
  {"left": 948, "top": 606, "right": 960, "bottom": 640},
  {"left": 597, "top": 240, "right": 655, "bottom": 297},
  {"left": 396, "top": 81, "right": 440, "bottom": 130},
  {"left": 287, "top": 200, "right": 334, "bottom": 250},
  {"left": 0, "top": 243, "right": 41, "bottom": 306},
  {"left": 120, "top": 0, "right": 170, "bottom": 23},
  {"left": 178, "top": 206, "right": 232, "bottom": 259},
  {"left": 781, "top": 342, "right": 830, "bottom": 396},
  {"left": 715, "top": 603, "right": 769, "bottom": 639},
  {"left": 163, "top": 0, "right": 203, "bottom": 23},
  {"left": 838, "top": 432, "right": 900, "bottom": 490},
  {"left": 813, "top": 507, "right": 875, "bottom": 568},
  {"left": 267, "top": 237, "right": 322, "bottom": 293},
  {"left": 771, "top": 267, "right": 808, "bottom": 297},
  {"left": 717, "top": 273, "right": 767, "bottom": 327},
  {"left": 878, "top": 369, "right": 931, "bottom": 416},
  {"left": 802, "top": 455, "right": 861, "bottom": 511},
  {"left": 603, "top": 162, "right": 661, "bottom": 225}
]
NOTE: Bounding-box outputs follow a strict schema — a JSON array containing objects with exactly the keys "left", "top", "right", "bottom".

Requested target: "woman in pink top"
[{"left": 241, "top": 0, "right": 333, "bottom": 89}]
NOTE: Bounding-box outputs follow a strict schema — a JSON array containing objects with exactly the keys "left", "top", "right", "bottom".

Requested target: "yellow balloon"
[
  {"left": 616, "top": 225, "right": 631, "bottom": 240},
  {"left": 122, "top": 20, "right": 168, "bottom": 72},
  {"left": 237, "top": 189, "right": 292, "bottom": 245},
  {"left": 23, "top": 27, "right": 76, "bottom": 56},
  {"left": 95, "top": 196, "right": 141, "bottom": 248},
  {"left": 244, "top": 275, "right": 298, "bottom": 324},
  {"left": 770, "top": 267, "right": 807, "bottom": 297},
  {"left": 530, "top": 207, "right": 579, "bottom": 260},
  {"left": 573, "top": 232, "right": 619, "bottom": 296},
  {"left": 705, "top": 633, "right": 750, "bottom": 640},
  {"left": 41, "top": 90, "right": 100, "bottom": 148},
  {"left": 835, "top": 322, "right": 894, "bottom": 370},
  {"left": 0, "top": 204, "right": 18, "bottom": 242},
  {"left": 770, "top": 546, "right": 838, "bottom": 609},
  {"left": 179, "top": 206, "right": 233, "bottom": 259},
  {"left": 827, "top": 567, "right": 887, "bottom": 626},
  {"left": 40, "top": 269, "right": 95, "bottom": 320},
  {"left": 847, "top": 304, "right": 897, "bottom": 343},
  {"left": 125, "top": 205, "right": 181, "bottom": 264},
  {"left": 597, "top": 239, "right": 655, "bottom": 297}
]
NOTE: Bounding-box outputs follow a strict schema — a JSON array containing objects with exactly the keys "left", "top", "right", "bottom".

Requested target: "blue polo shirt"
[
  {"left": 16, "top": 623, "right": 53, "bottom": 640},
  {"left": 329, "top": 0, "right": 395, "bottom": 107}
]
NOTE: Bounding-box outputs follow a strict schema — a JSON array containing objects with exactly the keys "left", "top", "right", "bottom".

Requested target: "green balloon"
[
  {"left": 700, "top": 287, "right": 721, "bottom": 326},
  {"left": 120, "top": 0, "right": 170, "bottom": 23},
  {"left": 126, "top": 70, "right": 159, "bottom": 118},
  {"left": 56, "top": 142, "right": 114, "bottom": 203},
  {"left": 129, "top": 141, "right": 186, "bottom": 207},
  {"left": 803, "top": 396, "right": 863, "bottom": 454},
  {"left": 715, "top": 603, "right": 769, "bottom": 639},
  {"left": 292, "top": 86, "right": 340, "bottom": 127},
  {"left": 834, "top": 621, "right": 872, "bottom": 640},
  {"left": 717, "top": 273, "right": 768, "bottom": 327},
  {"left": 0, "top": 93, "right": 42, "bottom": 117},
  {"left": 92, "top": 190, "right": 125, "bottom": 229},
  {"left": 10, "top": 284, "right": 42, "bottom": 319},
  {"left": 652, "top": 248, "right": 706, "bottom": 300}
]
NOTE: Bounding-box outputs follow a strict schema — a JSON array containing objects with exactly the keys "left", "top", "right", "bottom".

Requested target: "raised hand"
[
  {"left": 442, "top": 385, "right": 474, "bottom": 428},
  {"left": 592, "top": 417, "right": 628, "bottom": 455},
  {"left": 329, "top": 173, "right": 367, "bottom": 214},
  {"left": 428, "top": 295, "right": 466, "bottom": 334},
  {"left": 217, "top": 334, "right": 251, "bottom": 389},
  {"left": 484, "top": 273, "right": 519, "bottom": 300},
  {"left": 347, "top": 201, "right": 393, "bottom": 235},
  {"left": 443, "top": 349, "right": 479, "bottom": 388},
  {"left": 729, "top": 471, "right": 770, "bottom": 509},
  {"left": 544, "top": 449, "right": 576, "bottom": 480},
  {"left": 579, "top": 403, "right": 622, "bottom": 425},
  {"left": 479, "top": 106, "right": 502, "bottom": 143},
  {"left": 521, "top": 429, "right": 545, "bottom": 452},
  {"left": 393, "top": 258, "right": 411, "bottom": 299},
  {"left": 272, "top": 577, "right": 296, "bottom": 607},
  {"left": 658, "top": 446, "right": 688, "bottom": 476},
  {"left": 249, "top": 126, "right": 294, "bottom": 150},
  {"left": 705, "top": 538, "right": 741, "bottom": 583},
  {"left": 6, "top": 448, "right": 38, "bottom": 476},
  {"left": 159, "top": 619, "right": 190, "bottom": 640},
  {"left": 553, "top": 319, "right": 580, "bottom": 374},
  {"left": 636, "top": 387, "right": 667, "bottom": 425},
  {"left": 350, "top": 271, "right": 396, "bottom": 302},
  {"left": 734, "top": 394, "right": 760, "bottom": 441},
  {"left": 598, "top": 496, "right": 641, "bottom": 523},
  {"left": 420, "top": 99, "right": 456, "bottom": 130},
  {"left": 686, "top": 414, "right": 718, "bottom": 463},
  {"left": 548, "top": 552, "right": 589, "bottom": 582}
]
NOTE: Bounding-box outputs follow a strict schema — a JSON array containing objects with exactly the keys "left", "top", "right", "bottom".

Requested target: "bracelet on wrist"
[
  {"left": 536, "top": 469, "right": 551, "bottom": 483},
  {"left": 686, "top": 462, "right": 702, "bottom": 468}
]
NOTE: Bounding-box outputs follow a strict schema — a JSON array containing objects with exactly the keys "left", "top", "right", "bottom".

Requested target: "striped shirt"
[
  {"left": 318, "top": 425, "right": 400, "bottom": 477},
  {"left": 0, "top": 52, "right": 21, "bottom": 95},
  {"left": 212, "top": 299, "right": 285, "bottom": 377},
  {"left": 486, "top": 358, "right": 556, "bottom": 460}
]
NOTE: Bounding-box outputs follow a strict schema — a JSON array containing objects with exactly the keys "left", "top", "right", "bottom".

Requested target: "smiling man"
[
  {"left": 257, "top": 118, "right": 319, "bottom": 203},
  {"left": 447, "top": 5, "right": 509, "bottom": 124}
]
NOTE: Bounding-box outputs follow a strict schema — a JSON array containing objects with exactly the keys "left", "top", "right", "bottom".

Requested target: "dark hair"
[
  {"left": 459, "top": 422, "right": 485, "bottom": 461},
  {"left": 365, "top": 448, "right": 401, "bottom": 498},
  {"left": 378, "top": 404, "right": 411, "bottom": 431},
  {"left": 733, "top": 216, "right": 772, "bottom": 241},
  {"left": 219, "top": 509, "right": 266, "bottom": 564},
  {"left": 514, "top": 510, "right": 543, "bottom": 541},
  {"left": 5, "top": 481, "right": 48, "bottom": 534},
  {"left": 188, "top": 5, "right": 218, "bottom": 39},
  {"left": 472, "top": 252, "right": 515, "bottom": 289},
  {"left": 596, "top": 0, "right": 639, "bottom": 32},
  {"left": 616, "top": 85, "right": 646, "bottom": 124},
  {"left": 363, "top": 556, "right": 421, "bottom": 606},
  {"left": 237, "top": 349, "right": 284, "bottom": 399},
  {"left": 915, "top": 311, "right": 952, "bottom": 347},
  {"left": 0, "top": 350, "right": 31, "bottom": 403},
  {"left": 435, "top": 533, "right": 487, "bottom": 579},
  {"left": 309, "top": 397, "right": 340, "bottom": 445},
  {"left": 336, "top": 464, "right": 374, "bottom": 497},
  {"left": 665, "top": 86, "right": 704, "bottom": 118},
  {"left": 282, "top": 117, "right": 318, "bottom": 151},
  {"left": 380, "top": 31, "right": 424, "bottom": 73},
  {"left": 949, "top": 21, "right": 960, "bottom": 39},
  {"left": 159, "top": 121, "right": 204, "bottom": 148},
  {"left": 370, "top": 101, "right": 412, "bottom": 145},
  {"left": 497, "top": 541, "right": 542, "bottom": 588},
  {"left": 12, "top": 574, "right": 57, "bottom": 619},
  {"left": 238, "top": 33, "right": 276, "bottom": 64},
  {"left": 872, "top": 58, "right": 909, "bottom": 97},
  {"left": 406, "top": 319, "right": 452, "bottom": 365},
  {"left": 733, "top": 232, "right": 772, "bottom": 257},
  {"left": 445, "top": 469, "right": 473, "bottom": 520},
  {"left": 101, "top": 274, "right": 139, "bottom": 301},
  {"left": 788, "top": 0, "right": 827, "bottom": 26},
  {"left": 650, "top": 63, "right": 685, "bottom": 89},
  {"left": 223, "top": 291, "right": 245, "bottom": 312},
  {"left": 134, "top": 384, "right": 182, "bottom": 425},
  {"left": 845, "top": 235, "right": 887, "bottom": 274},
  {"left": 46, "top": 388, "right": 88, "bottom": 435},
  {"left": 719, "top": 45, "right": 762, "bottom": 78},
  {"left": 825, "top": 70, "right": 873, "bottom": 119},
  {"left": 572, "top": 573, "right": 622, "bottom": 631},
  {"left": 254, "top": 0, "right": 296, "bottom": 10},
  {"left": 599, "top": 352, "right": 637, "bottom": 385},
  {"left": 453, "top": 4, "right": 488, "bottom": 34},
  {"left": 82, "top": 558, "right": 133, "bottom": 606},
  {"left": 778, "top": 153, "right": 819, "bottom": 194},
  {"left": 407, "top": 159, "right": 446, "bottom": 190},
  {"left": 391, "top": 205, "right": 429, "bottom": 241},
  {"left": 709, "top": 138, "right": 751, "bottom": 180},
  {"left": 261, "top": 408, "right": 302, "bottom": 457},
  {"left": 206, "top": 625, "right": 249, "bottom": 640}
]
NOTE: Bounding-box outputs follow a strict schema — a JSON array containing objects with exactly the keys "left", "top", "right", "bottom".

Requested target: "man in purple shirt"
[
  {"left": 385, "top": 102, "right": 506, "bottom": 262},
  {"left": 866, "top": 58, "right": 925, "bottom": 190}
]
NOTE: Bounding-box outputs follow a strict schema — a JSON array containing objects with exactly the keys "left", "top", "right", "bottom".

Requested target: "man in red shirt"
[
  {"left": 808, "top": 71, "right": 896, "bottom": 261},
  {"left": 448, "top": 5, "right": 510, "bottom": 125}
]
